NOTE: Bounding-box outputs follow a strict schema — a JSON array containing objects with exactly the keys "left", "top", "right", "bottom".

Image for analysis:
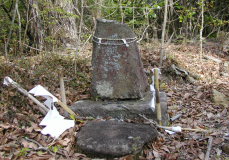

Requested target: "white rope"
[
  {"left": 92, "top": 35, "right": 137, "bottom": 46},
  {"left": 93, "top": 35, "right": 137, "bottom": 41}
]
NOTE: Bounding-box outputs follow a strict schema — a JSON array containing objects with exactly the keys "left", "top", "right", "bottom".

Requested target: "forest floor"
[{"left": 0, "top": 41, "right": 229, "bottom": 160}]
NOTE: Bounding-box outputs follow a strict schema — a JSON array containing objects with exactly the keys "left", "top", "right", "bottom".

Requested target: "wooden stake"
[
  {"left": 59, "top": 71, "right": 67, "bottom": 105},
  {"left": 57, "top": 101, "right": 77, "bottom": 117},
  {"left": 154, "top": 69, "right": 162, "bottom": 125}
]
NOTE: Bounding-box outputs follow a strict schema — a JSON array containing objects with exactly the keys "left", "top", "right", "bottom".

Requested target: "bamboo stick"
[
  {"left": 59, "top": 71, "right": 67, "bottom": 105},
  {"left": 154, "top": 69, "right": 162, "bottom": 125}
]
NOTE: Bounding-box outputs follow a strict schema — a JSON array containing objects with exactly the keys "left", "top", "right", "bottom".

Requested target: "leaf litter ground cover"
[{"left": 0, "top": 42, "right": 228, "bottom": 159}]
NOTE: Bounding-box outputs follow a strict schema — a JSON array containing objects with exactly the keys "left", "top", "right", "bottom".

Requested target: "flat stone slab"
[
  {"left": 70, "top": 92, "right": 169, "bottom": 125},
  {"left": 77, "top": 120, "right": 158, "bottom": 158}
]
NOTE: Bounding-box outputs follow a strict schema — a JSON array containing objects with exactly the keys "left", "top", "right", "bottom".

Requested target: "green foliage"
[
  {"left": 18, "top": 147, "right": 31, "bottom": 157},
  {"left": 1, "top": 0, "right": 229, "bottom": 55},
  {"left": 49, "top": 144, "right": 62, "bottom": 153}
]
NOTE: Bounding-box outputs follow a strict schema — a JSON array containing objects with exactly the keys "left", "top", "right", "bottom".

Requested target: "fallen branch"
[
  {"left": 139, "top": 114, "right": 209, "bottom": 133},
  {"left": 203, "top": 55, "right": 222, "bottom": 63},
  {"left": 159, "top": 126, "right": 208, "bottom": 133},
  {"left": 205, "top": 136, "right": 213, "bottom": 160},
  {"left": 3, "top": 77, "right": 48, "bottom": 115}
]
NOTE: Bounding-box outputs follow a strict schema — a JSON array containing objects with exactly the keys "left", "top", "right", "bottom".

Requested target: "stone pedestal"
[
  {"left": 91, "top": 19, "right": 148, "bottom": 99},
  {"left": 70, "top": 92, "right": 168, "bottom": 125},
  {"left": 70, "top": 19, "right": 169, "bottom": 158}
]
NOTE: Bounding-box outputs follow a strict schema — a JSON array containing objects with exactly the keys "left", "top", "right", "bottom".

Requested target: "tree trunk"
[
  {"left": 29, "top": 0, "right": 44, "bottom": 51},
  {"left": 51, "top": 0, "right": 79, "bottom": 50},
  {"left": 5, "top": 0, "right": 18, "bottom": 59},
  {"left": 200, "top": 0, "right": 204, "bottom": 59},
  {"left": 160, "top": 0, "right": 169, "bottom": 66}
]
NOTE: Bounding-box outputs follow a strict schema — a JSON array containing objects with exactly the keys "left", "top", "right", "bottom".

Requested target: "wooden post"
[
  {"left": 154, "top": 69, "right": 162, "bottom": 125},
  {"left": 59, "top": 71, "right": 67, "bottom": 105}
]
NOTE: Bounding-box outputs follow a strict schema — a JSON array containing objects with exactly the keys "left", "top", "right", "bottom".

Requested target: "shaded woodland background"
[{"left": 1, "top": 0, "right": 229, "bottom": 57}]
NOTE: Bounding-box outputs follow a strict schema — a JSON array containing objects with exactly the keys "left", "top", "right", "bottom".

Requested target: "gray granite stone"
[
  {"left": 76, "top": 120, "right": 158, "bottom": 158},
  {"left": 91, "top": 19, "right": 148, "bottom": 99},
  {"left": 69, "top": 92, "right": 169, "bottom": 126}
]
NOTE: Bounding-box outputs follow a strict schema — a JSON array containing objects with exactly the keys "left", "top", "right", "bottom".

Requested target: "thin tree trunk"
[
  {"left": 52, "top": 0, "right": 78, "bottom": 50},
  {"left": 5, "top": 0, "right": 18, "bottom": 59},
  {"left": 16, "top": 0, "right": 22, "bottom": 52},
  {"left": 96, "top": 0, "right": 103, "bottom": 18},
  {"left": 119, "top": 0, "right": 124, "bottom": 23},
  {"left": 30, "top": 0, "right": 44, "bottom": 51},
  {"left": 132, "top": 0, "right": 136, "bottom": 30},
  {"left": 160, "top": 0, "right": 168, "bottom": 66},
  {"left": 200, "top": 0, "right": 204, "bottom": 59}
]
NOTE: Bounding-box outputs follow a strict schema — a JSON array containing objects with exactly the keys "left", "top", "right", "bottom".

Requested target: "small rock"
[
  {"left": 76, "top": 120, "right": 158, "bottom": 158},
  {"left": 212, "top": 89, "right": 229, "bottom": 107},
  {"left": 222, "top": 143, "right": 229, "bottom": 154}
]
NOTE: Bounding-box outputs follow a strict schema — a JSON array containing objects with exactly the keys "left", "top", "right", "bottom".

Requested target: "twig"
[
  {"left": 137, "top": 25, "right": 150, "bottom": 43},
  {"left": 24, "top": 137, "right": 44, "bottom": 148},
  {"left": 205, "top": 136, "right": 213, "bottom": 160}
]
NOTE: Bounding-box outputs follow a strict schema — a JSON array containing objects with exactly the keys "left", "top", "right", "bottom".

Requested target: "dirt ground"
[{"left": 0, "top": 41, "right": 228, "bottom": 159}]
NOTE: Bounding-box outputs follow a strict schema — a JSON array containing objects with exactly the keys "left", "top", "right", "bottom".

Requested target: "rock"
[
  {"left": 69, "top": 92, "right": 169, "bottom": 126},
  {"left": 91, "top": 19, "right": 148, "bottom": 100},
  {"left": 76, "top": 120, "right": 158, "bottom": 158},
  {"left": 213, "top": 89, "right": 229, "bottom": 107},
  {"left": 222, "top": 143, "right": 229, "bottom": 154}
]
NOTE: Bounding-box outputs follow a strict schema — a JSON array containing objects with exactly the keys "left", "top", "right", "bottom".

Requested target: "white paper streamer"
[
  {"left": 149, "top": 68, "right": 161, "bottom": 111},
  {"left": 29, "top": 85, "right": 74, "bottom": 139},
  {"left": 41, "top": 119, "right": 74, "bottom": 138},
  {"left": 29, "top": 85, "right": 58, "bottom": 109},
  {"left": 150, "top": 75, "right": 156, "bottom": 111},
  {"left": 3, "top": 76, "right": 14, "bottom": 86}
]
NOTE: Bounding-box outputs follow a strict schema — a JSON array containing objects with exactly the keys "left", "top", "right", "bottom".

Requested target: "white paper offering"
[
  {"left": 41, "top": 119, "right": 74, "bottom": 138},
  {"left": 165, "top": 126, "right": 182, "bottom": 135},
  {"left": 150, "top": 75, "right": 156, "bottom": 111},
  {"left": 29, "top": 85, "right": 74, "bottom": 139},
  {"left": 3, "top": 76, "right": 14, "bottom": 86},
  {"left": 29, "top": 85, "right": 58, "bottom": 109}
]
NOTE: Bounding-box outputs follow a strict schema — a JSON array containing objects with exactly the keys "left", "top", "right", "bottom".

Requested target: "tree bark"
[
  {"left": 200, "top": 0, "right": 204, "bottom": 59},
  {"left": 51, "top": 0, "right": 79, "bottom": 50},
  {"left": 4, "top": 0, "right": 18, "bottom": 59},
  {"left": 160, "top": 0, "right": 169, "bottom": 66}
]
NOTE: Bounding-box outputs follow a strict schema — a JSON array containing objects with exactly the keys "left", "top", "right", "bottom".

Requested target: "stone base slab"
[
  {"left": 69, "top": 92, "right": 169, "bottom": 125},
  {"left": 77, "top": 120, "right": 158, "bottom": 158}
]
